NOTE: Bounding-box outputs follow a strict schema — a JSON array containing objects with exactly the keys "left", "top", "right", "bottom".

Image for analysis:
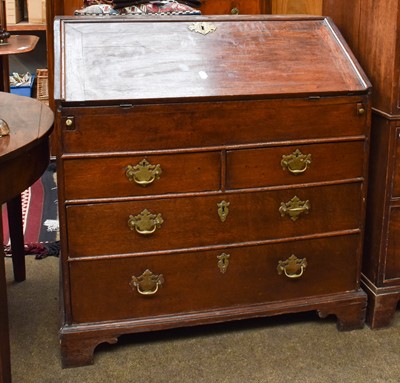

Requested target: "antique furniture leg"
[
  {"left": 317, "top": 291, "right": 367, "bottom": 331},
  {"left": 0, "top": 33, "right": 24, "bottom": 286},
  {"left": 0, "top": 219, "right": 12, "bottom": 383},
  {"left": 362, "top": 279, "right": 400, "bottom": 329},
  {"left": 6, "top": 196, "right": 25, "bottom": 282}
]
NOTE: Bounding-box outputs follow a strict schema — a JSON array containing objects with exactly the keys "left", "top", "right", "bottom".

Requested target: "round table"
[{"left": 0, "top": 91, "right": 53, "bottom": 383}]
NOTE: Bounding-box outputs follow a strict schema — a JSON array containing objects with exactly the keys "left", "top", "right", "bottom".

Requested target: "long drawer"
[
  {"left": 66, "top": 182, "right": 363, "bottom": 257},
  {"left": 68, "top": 234, "right": 360, "bottom": 324},
  {"left": 60, "top": 97, "right": 367, "bottom": 153}
]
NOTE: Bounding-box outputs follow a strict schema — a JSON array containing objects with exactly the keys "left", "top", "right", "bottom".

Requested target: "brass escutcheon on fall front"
[
  {"left": 128, "top": 209, "right": 164, "bottom": 235},
  {"left": 125, "top": 159, "right": 162, "bottom": 187},
  {"left": 188, "top": 22, "right": 217, "bottom": 35},
  {"left": 279, "top": 196, "right": 310, "bottom": 221},
  {"left": 130, "top": 269, "right": 164, "bottom": 295},
  {"left": 281, "top": 149, "right": 312, "bottom": 175},
  {"left": 277, "top": 255, "right": 307, "bottom": 279}
]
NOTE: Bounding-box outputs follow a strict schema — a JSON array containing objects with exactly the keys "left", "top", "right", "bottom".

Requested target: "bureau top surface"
[{"left": 54, "top": 15, "right": 370, "bottom": 104}]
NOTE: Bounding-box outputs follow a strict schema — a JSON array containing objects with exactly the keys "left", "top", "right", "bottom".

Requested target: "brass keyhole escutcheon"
[
  {"left": 188, "top": 22, "right": 217, "bottom": 35},
  {"left": 217, "top": 200, "right": 230, "bottom": 222},
  {"left": 217, "top": 253, "right": 230, "bottom": 274},
  {"left": 277, "top": 255, "right": 307, "bottom": 279}
]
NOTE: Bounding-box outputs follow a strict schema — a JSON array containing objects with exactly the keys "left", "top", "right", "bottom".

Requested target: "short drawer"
[
  {"left": 63, "top": 151, "right": 221, "bottom": 200},
  {"left": 69, "top": 234, "right": 360, "bottom": 324},
  {"left": 66, "top": 182, "right": 363, "bottom": 257},
  {"left": 227, "top": 141, "right": 365, "bottom": 189},
  {"left": 60, "top": 97, "right": 367, "bottom": 153}
]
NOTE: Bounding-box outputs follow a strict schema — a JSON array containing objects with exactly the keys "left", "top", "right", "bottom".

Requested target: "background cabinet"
[
  {"left": 271, "top": 0, "right": 322, "bottom": 15},
  {"left": 323, "top": 0, "right": 400, "bottom": 328},
  {"left": 201, "top": 0, "right": 267, "bottom": 14}
]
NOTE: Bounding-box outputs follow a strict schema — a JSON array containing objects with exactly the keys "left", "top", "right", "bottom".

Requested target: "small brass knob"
[
  {"left": 65, "top": 118, "right": 73, "bottom": 127},
  {"left": 231, "top": 7, "right": 239, "bottom": 14},
  {"left": 357, "top": 103, "right": 366, "bottom": 115}
]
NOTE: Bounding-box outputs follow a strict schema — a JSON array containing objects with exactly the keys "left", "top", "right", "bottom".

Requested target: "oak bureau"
[{"left": 53, "top": 15, "right": 371, "bottom": 367}]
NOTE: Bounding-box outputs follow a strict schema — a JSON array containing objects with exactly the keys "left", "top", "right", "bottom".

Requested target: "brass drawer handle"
[
  {"left": 231, "top": 7, "right": 239, "bottom": 14},
  {"left": 279, "top": 196, "right": 310, "bottom": 221},
  {"left": 281, "top": 149, "right": 312, "bottom": 175},
  {"left": 125, "top": 159, "right": 162, "bottom": 187},
  {"left": 128, "top": 209, "right": 164, "bottom": 235},
  {"left": 277, "top": 255, "right": 307, "bottom": 279},
  {"left": 130, "top": 269, "right": 164, "bottom": 295}
]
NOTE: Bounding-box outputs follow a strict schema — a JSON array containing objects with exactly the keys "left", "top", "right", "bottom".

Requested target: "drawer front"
[
  {"left": 60, "top": 98, "right": 367, "bottom": 153},
  {"left": 227, "top": 141, "right": 365, "bottom": 189},
  {"left": 66, "top": 183, "right": 362, "bottom": 257},
  {"left": 63, "top": 152, "right": 221, "bottom": 200},
  {"left": 69, "top": 234, "right": 360, "bottom": 324}
]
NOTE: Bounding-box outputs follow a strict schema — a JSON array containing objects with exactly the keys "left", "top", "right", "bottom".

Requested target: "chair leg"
[{"left": 7, "top": 195, "right": 25, "bottom": 282}]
